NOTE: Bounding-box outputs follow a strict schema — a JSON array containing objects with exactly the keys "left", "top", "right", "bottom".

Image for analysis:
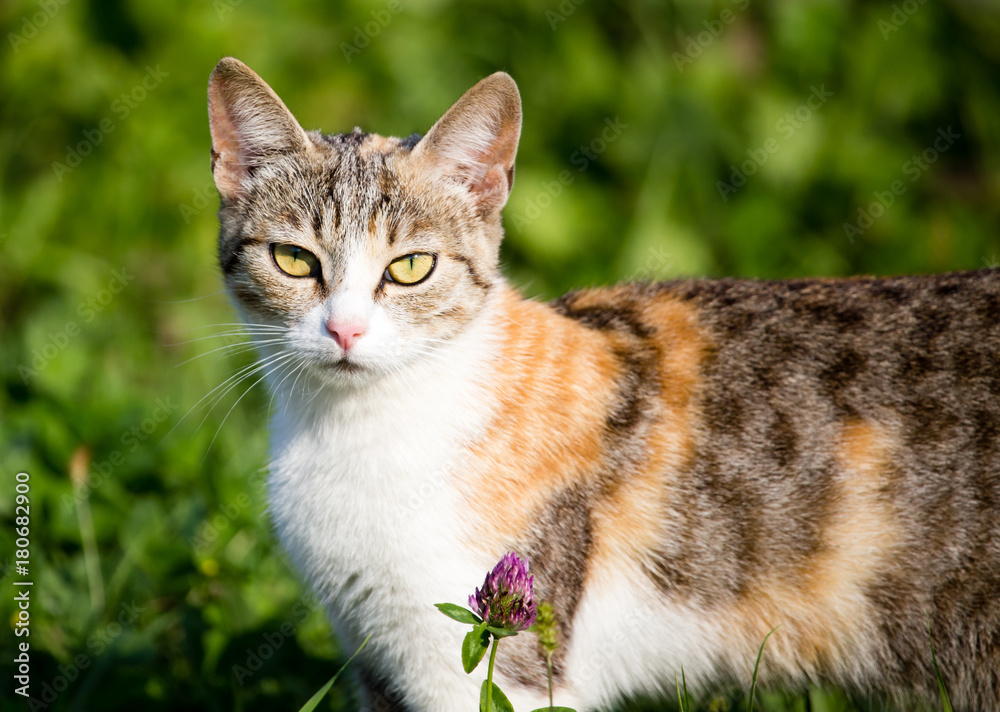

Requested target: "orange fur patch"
[
  {"left": 360, "top": 133, "right": 396, "bottom": 156},
  {"left": 464, "top": 288, "right": 617, "bottom": 542},
  {"left": 589, "top": 295, "right": 710, "bottom": 570}
]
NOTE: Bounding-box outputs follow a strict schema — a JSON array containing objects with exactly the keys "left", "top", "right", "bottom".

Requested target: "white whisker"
[
  {"left": 173, "top": 338, "right": 289, "bottom": 367},
  {"left": 178, "top": 322, "right": 290, "bottom": 332},
  {"left": 269, "top": 356, "right": 309, "bottom": 414},
  {"left": 153, "top": 291, "right": 228, "bottom": 304},
  {"left": 161, "top": 349, "right": 293, "bottom": 446},
  {"left": 200, "top": 352, "right": 301, "bottom": 461}
]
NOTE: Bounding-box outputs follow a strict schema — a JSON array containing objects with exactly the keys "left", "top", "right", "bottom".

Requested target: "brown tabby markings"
[
  {"left": 724, "top": 419, "right": 901, "bottom": 676},
  {"left": 483, "top": 274, "right": 1000, "bottom": 705},
  {"left": 553, "top": 288, "right": 708, "bottom": 568}
]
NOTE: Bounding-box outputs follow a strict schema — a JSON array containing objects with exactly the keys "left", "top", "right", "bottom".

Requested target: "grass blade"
[
  {"left": 70, "top": 447, "right": 105, "bottom": 614},
  {"left": 927, "top": 615, "right": 953, "bottom": 712},
  {"left": 674, "top": 666, "right": 689, "bottom": 712},
  {"left": 747, "top": 625, "right": 780, "bottom": 712},
  {"left": 297, "top": 633, "right": 371, "bottom": 712}
]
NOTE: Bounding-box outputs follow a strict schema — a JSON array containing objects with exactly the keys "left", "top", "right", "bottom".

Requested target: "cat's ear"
[
  {"left": 207, "top": 57, "right": 312, "bottom": 203},
  {"left": 413, "top": 72, "right": 522, "bottom": 216}
]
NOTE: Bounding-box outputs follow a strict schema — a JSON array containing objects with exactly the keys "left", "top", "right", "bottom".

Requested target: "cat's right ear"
[
  {"left": 412, "top": 72, "right": 522, "bottom": 217},
  {"left": 207, "top": 57, "right": 311, "bottom": 203}
]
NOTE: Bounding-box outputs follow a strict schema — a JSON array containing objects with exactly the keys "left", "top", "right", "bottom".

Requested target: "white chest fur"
[{"left": 264, "top": 320, "right": 507, "bottom": 709}]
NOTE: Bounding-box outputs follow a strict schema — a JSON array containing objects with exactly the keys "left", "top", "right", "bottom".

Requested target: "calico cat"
[{"left": 207, "top": 57, "right": 1000, "bottom": 712}]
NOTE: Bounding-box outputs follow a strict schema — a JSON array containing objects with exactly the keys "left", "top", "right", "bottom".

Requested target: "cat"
[{"left": 207, "top": 57, "right": 1000, "bottom": 712}]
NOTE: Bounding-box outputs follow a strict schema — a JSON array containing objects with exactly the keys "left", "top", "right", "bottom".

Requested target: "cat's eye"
[
  {"left": 272, "top": 243, "right": 320, "bottom": 278},
  {"left": 385, "top": 253, "right": 436, "bottom": 285}
]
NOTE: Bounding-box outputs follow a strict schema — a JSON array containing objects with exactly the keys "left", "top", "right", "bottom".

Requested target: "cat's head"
[{"left": 207, "top": 58, "right": 520, "bottom": 387}]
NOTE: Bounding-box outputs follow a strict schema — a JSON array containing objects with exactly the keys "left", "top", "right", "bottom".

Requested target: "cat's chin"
[
  {"left": 305, "top": 356, "right": 389, "bottom": 389},
  {"left": 301, "top": 349, "right": 443, "bottom": 392}
]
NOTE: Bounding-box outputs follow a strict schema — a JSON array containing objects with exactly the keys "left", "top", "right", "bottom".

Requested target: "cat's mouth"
[{"left": 324, "top": 358, "right": 367, "bottom": 375}]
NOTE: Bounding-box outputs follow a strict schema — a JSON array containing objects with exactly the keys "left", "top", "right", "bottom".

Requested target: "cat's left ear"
[
  {"left": 207, "top": 57, "right": 313, "bottom": 203},
  {"left": 413, "top": 72, "right": 522, "bottom": 216}
]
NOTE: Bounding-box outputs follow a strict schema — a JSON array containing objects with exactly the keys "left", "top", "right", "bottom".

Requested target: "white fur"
[{"left": 566, "top": 564, "right": 723, "bottom": 708}]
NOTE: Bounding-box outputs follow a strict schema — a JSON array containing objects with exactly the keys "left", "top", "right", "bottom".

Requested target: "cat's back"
[
  {"left": 556, "top": 268, "right": 1000, "bottom": 464},
  {"left": 548, "top": 269, "right": 1000, "bottom": 707}
]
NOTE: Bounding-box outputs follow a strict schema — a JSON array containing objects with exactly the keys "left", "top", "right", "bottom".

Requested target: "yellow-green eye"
[
  {"left": 272, "top": 243, "right": 320, "bottom": 278},
  {"left": 386, "top": 253, "right": 435, "bottom": 285}
]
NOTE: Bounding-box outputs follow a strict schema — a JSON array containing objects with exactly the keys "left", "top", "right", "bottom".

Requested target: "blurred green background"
[{"left": 1, "top": 0, "right": 999, "bottom": 710}]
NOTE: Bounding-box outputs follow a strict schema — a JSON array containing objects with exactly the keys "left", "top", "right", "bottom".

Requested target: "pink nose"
[{"left": 326, "top": 320, "right": 367, "bottom": 352}]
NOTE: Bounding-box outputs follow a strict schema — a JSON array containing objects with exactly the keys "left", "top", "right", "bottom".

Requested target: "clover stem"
[
  {"left": 485, "top": 636, "right": 500, "bottom": 711},
  {"left": 546, "top": 650, "right": 554, "bottom": 710}
]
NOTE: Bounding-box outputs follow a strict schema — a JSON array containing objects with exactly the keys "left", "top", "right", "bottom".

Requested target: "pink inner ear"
[
  {"left": 410, "top": 73, "right": 521, "bottom": 212},
  {"left": 470, "top": 165, "right": 510, "bottom": 203},
  {"left": 449, "top": 130, "right": 517, "bottom": 213},
  {"left": 208, "top": 63, "right": 312, "bottom": 203},
  {"left": 209, "top": 88, "right": 251, "bottom": 200}
]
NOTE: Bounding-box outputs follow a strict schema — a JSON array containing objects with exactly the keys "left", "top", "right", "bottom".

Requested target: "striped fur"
[{"left": 209, "top": 58, "right": 1000, "bottom": 711}]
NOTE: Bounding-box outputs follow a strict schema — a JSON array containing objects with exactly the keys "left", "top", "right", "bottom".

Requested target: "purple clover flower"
[{"left": 469, "top": 551, "right": 536, "bottom": 632}]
